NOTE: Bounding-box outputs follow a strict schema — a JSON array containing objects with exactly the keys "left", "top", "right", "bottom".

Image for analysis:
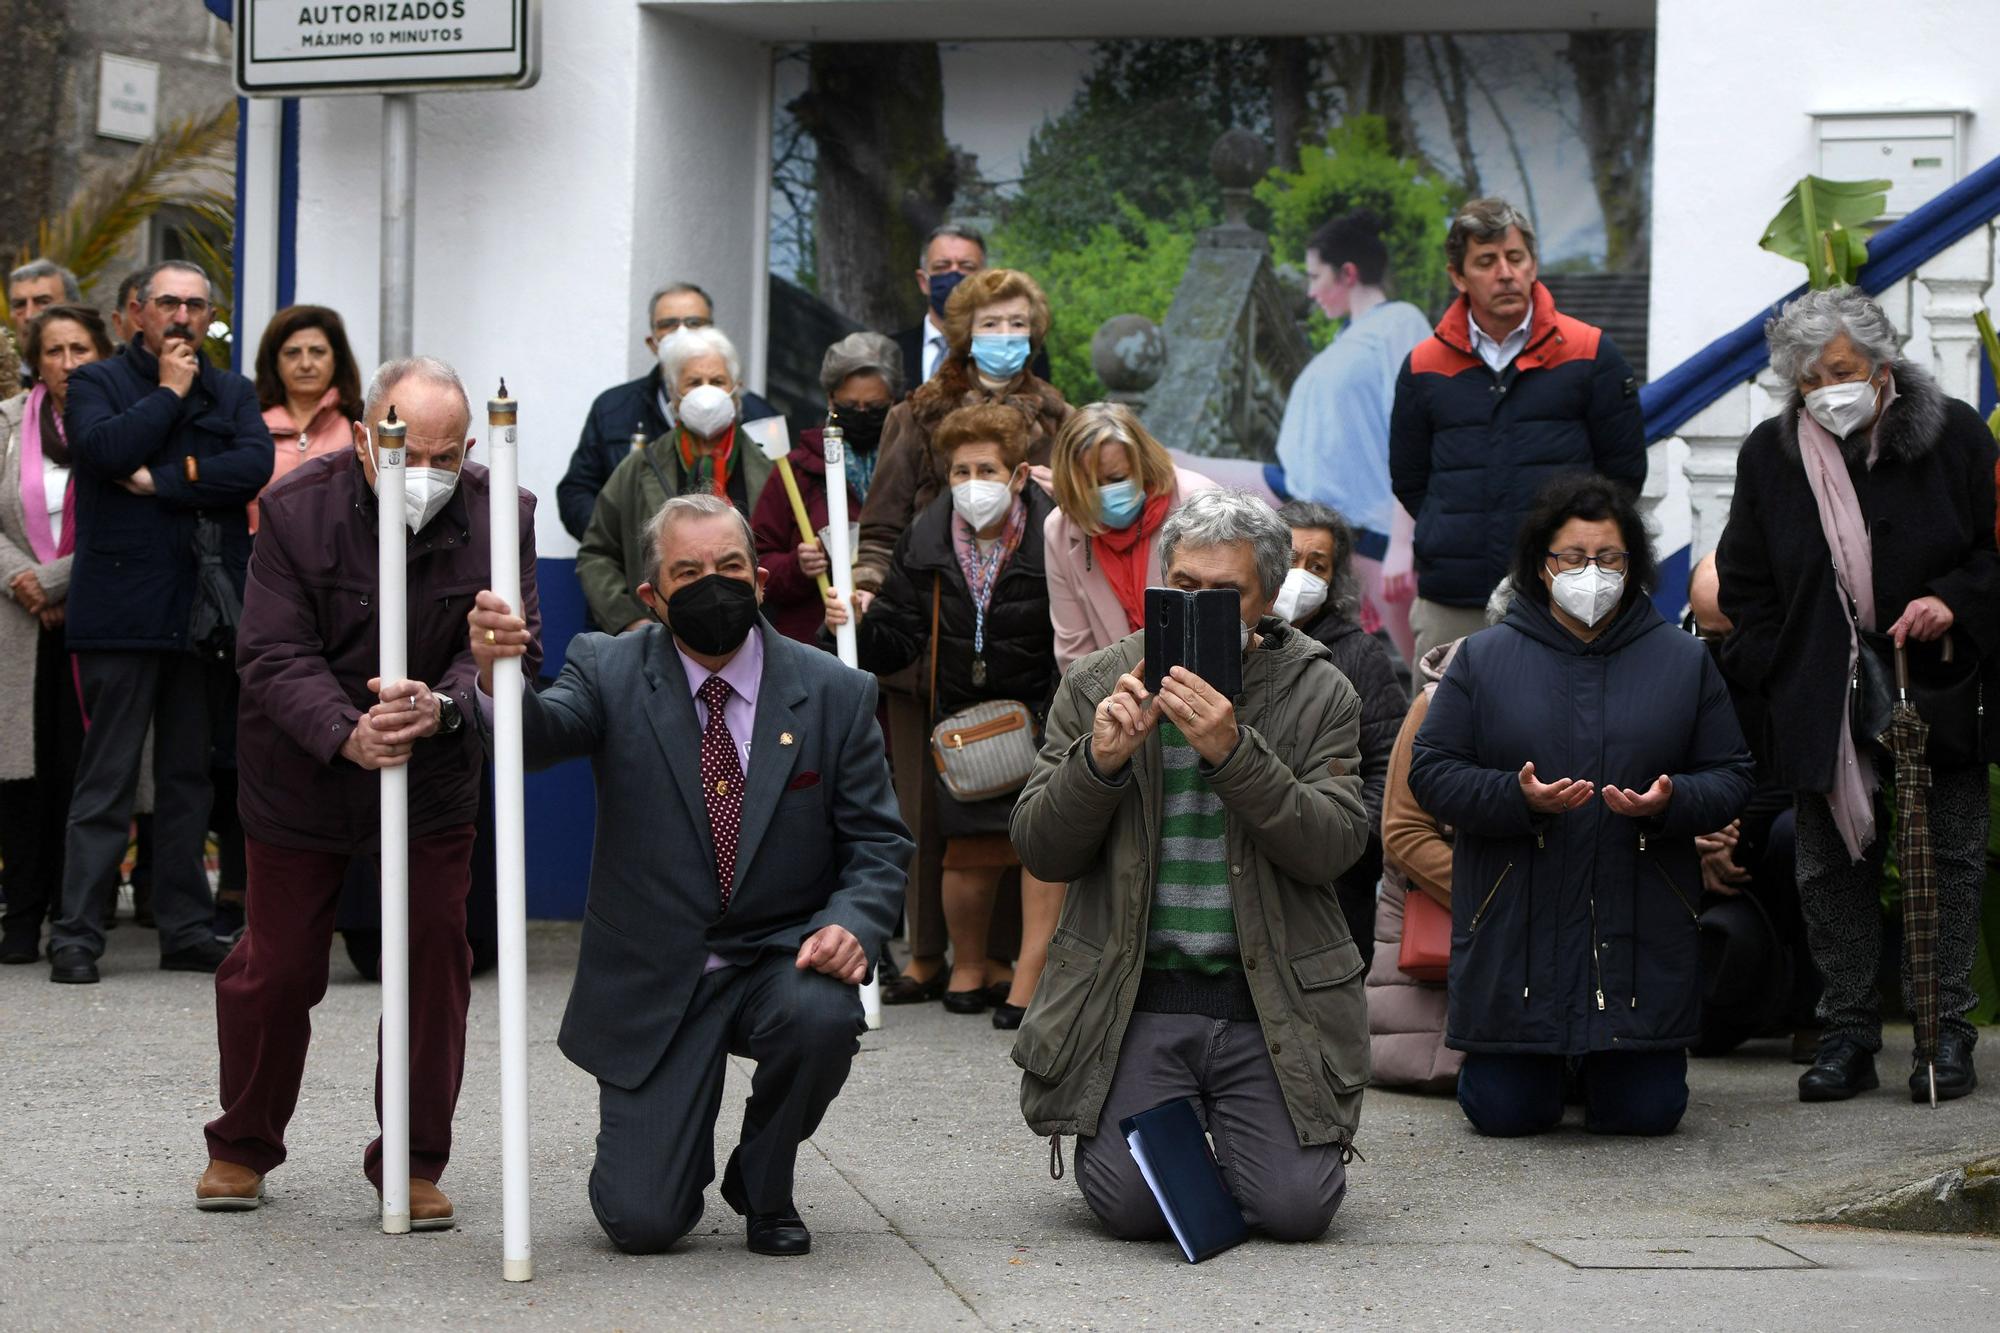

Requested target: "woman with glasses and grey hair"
[
  {"left": 750, "top": 332, "right": 901, "bottom": 644},
  {"left": 1717, "top": 284, "right": 2000, "bottom": 1105},
  {"left": 1410, "top": 474, "right": 1754, "bottom": 1137}
]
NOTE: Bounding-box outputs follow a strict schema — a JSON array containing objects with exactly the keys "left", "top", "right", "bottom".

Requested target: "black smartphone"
[{"left": 1143, "top": 587, "right": 1243, "bottom": 698}]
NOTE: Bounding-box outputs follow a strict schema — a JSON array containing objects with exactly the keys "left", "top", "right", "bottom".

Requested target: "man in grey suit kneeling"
[{"left": 469, "top": 492, "right": 910, "bottom": 1257}]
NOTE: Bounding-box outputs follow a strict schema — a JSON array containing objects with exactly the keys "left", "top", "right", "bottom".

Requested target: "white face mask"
[
  {"left": 1272, "top": 567, "right": 1329, "bottom": 624},
  {"left": 1804, "top": 378, "right": 1879, "bottom": 439},
  {"left": 677, "top": 383, "right": 737, "bottom": 439},
  {"left": 951, "top": 478, "right": 1013, "bottom": 532},
  {"left": 1550, "top": 564, "right": 1624, "bottom": 628},
  {"left": 364, "top": 427, "right": 460, "bottom": 533}
]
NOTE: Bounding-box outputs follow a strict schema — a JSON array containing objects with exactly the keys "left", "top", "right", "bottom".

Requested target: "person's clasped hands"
[{"left": 340, "top": 676, "right": 444, "bottom": 770}]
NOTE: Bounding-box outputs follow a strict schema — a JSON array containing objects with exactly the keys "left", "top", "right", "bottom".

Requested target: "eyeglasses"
[
  {"left": 652, "top": 316, "right": 713, "bottom": 334},
  {"left": 151, "top": 295, "right": 212, "bottom": 315},
  {"left": 1547, "top": 549, "right": 1629, "bottom": 573}
]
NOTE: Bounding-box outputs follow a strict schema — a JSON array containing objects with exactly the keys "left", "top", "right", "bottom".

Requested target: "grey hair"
[
  {"left": 917, "top": 222, "right": 986, "bottom": 271},
  {"left": 1764, "top": 285, "right": 1901, "bottom": 383},
  {"left": 363, "top": 356, "right": 472, "bottom": 434},
  {"left": 1158, "top": 488, "right": 1292, "bottom": 601},
  {"left": 9, "top": 258, "right": 82, "bottom": 302},
  {"left": 1484, "top": 576, "right": 1515, "bottom": 627},
  {"left": 646, "top": 282, "right": 713, "bottom": 324},
  {"left": 658, "top": 326, "right": 742, "bottom": 402},
  {"left": 641, "top": 492, "right": 755, "bottom": 589},
  {"left": 819, "top": 331, "right": 903, "bottom": 399},
  {"left": 1273, "top": 499, "right": 1361, "bottom": 621},
  {"left": 136, "top": 260, "right": 210, "bottom": 304},
  {"left": 1446, "top": 197, "right": 1537, "bottom": 272}
]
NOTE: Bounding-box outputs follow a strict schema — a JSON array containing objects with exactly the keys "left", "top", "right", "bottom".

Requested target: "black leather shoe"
[
  {"left": 161, "top": 938, "right": 231, "bottom": 973},
  {"left": 49, "top": 945, "right": 100, "bottom": 985},
  {"left": 1799, "top": 1036, "right": 1878, "bottom": 1102},
  {"left": 879, "top": 963, "right": 946, "bottom": 1006},
  {"left": 942, "top": 988, "right": 990, "bottom": 1015},
  {"left": 746, "top": 1211, "right": 811, "bottom": 1256},
  {"left": 1912, "top": 1030, "right": 1978, "bottom": 1103},
  {"left": 991, "top": 1002, "right": 1027, "bottom": 1031}
]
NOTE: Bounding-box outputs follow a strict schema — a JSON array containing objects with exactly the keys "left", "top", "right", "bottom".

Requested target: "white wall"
[
  {"left": 293, "top": 0, "right": 762, "bottom": 559},
  {"left": 1650, "top": 0, "right": 2000, "bottom": 372}
]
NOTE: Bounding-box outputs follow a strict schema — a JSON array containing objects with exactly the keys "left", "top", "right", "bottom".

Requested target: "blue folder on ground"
[{"left": 1119, "top": 1098, "right": 1249, "bottom": 1264}]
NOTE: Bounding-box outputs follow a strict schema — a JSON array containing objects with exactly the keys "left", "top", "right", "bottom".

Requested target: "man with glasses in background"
[
  {"left": 890, "top": 224, "right": 1050, "bottom": 395},
  {"left": 46, "top": 260, "right": 274, "bottom": 984},
  {"left": 556, "top": 282, "right": 781, "bottom": 543}
]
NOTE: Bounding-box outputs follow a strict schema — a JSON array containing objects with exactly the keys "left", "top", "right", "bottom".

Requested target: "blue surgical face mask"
[
  {"left": 927, "top": 269, "right": 968, "bottom": 321},
  {"left": 971, "top": 333, "right": 1031, "bottom": 380},
  {"left": 1096, "top": 478, "right": 1144, "bottom": 530}
]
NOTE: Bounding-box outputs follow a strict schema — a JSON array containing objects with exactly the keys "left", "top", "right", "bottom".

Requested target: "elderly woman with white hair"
[
  {"left": 1717, "top": 284, "right": 2000, "bottom": 1106},
  {"left": 750, "top": 331, "right": 901, "bottom": 644},
  {"left": 578, "top": 325, "right": 774, "bottom": 633}
]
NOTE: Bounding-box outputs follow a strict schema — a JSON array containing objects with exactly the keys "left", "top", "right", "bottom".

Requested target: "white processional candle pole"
[
  {"left": 820, "top": 424, "right": 880, "bottom": 1028},
  {"left": 487, "top": 382, "right": 534, "bottom": 1282},
  {"left": 376, "top": 406, "right": 412, "bottom": 1235}
]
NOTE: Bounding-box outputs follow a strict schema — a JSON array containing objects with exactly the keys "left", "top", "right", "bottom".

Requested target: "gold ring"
[{"left": 485, "top": 628, "right": 496, "bottom": 644}]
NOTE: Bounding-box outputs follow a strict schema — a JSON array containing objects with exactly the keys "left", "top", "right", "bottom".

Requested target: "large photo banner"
[{"left": 763, "top": 33, "right": 1657, "bottom": 642}]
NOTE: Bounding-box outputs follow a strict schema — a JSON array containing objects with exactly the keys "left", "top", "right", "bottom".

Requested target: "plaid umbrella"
[{"left": 1878, "top": 642, "right": 1942, "bottom": 1107}]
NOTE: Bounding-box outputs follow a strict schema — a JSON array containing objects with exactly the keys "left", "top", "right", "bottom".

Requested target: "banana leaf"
[{"left": 1758, "top": 175, "right": 1891, "bottom": 288}]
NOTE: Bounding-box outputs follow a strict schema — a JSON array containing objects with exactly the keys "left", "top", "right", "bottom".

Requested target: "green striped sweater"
[{"left": 1144, "top": 722, "right": 1239, "bottom": 975}]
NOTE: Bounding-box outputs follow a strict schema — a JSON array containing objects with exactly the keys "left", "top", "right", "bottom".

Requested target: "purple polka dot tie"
[{"left": 697, "top": 675, "right": 744, "bottom": 907}]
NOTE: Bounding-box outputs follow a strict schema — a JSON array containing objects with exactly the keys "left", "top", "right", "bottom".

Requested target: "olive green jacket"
[
  {"left": 576, "top": 431, "right": 775, "bottom": 631},
  {"left": 1009, "top": 620, "right": 1374, "bottom": 1149}
]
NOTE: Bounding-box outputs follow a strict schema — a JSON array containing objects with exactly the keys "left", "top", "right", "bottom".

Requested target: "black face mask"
[
  {"left": 662, "top": 572, "right": 760, "bottom": 656},
  {"left": 830, "top": 402, "right": 889, "bottom": 452}
]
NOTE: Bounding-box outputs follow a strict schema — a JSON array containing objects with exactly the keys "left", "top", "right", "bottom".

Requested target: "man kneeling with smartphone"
[{"left": 1010, "top": 488, "right": 1373, "bottom": 1243}]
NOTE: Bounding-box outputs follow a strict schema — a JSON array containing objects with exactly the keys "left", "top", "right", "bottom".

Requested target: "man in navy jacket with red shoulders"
[{"left": 1389, "top": 197, "right": 1645, "bottom": 658}]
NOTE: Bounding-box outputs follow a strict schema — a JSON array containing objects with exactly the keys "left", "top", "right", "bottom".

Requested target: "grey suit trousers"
[
  {"left": 589, "top": 953, "right": 865, "bottom": 1254},
  {"left": 50, "top": 650, "right": 216, "bottom": 957}
]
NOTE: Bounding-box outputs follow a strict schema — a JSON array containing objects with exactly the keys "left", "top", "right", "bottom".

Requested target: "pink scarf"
[
  {"left": 17, "top": 384, "right": 75, "bottom": 563},
  {"left": 1794, "top": 372, "right": 1898, "bottom": 861}
]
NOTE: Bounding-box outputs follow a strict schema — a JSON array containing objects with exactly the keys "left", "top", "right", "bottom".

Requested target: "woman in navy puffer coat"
[{"left": 1410, "top": 475, "right": 1754, "bottom": 1137}]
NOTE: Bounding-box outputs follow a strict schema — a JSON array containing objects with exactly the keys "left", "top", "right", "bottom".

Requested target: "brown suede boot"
[{"left": 195, "top": 1159, "right": 265, "bottom": 1212}]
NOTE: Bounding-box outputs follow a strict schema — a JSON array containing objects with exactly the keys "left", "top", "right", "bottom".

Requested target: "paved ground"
[{"left": 4, "top": 920, "right": 1999, "bottom": 1330}]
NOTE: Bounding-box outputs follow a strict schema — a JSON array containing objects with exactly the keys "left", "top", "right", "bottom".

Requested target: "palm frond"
[{"left": 18, "top": 102, "right": 239, "bottom": 296}]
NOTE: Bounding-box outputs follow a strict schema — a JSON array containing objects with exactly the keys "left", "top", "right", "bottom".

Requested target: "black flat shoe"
[
  {"left": 942, "top": 988, "right": 990, "bottom": 1015},
  {"left": 1799, "top": 1036, "right": 1878, "bottom": 1102},
  {"left": 990, "top": 1002, "right": 1027, "bottom": 1031},
  {"left": 746, "top": 1211, "right": 811, "bottom": 1256},
  {"left": 161, "top": 938, "right": 231, "bottom": 973},
  {"left": 1912, "top": 1030, "right": 1978, "bottom": 1103},
  {"left": 880, "top": 965, "right": 947, "bottom": 1006},
  {"left": 49, "top": 945, "right": 99, "bottom": 985},
  {"left": 982, "top": 981, "right": 1012, "bottom": 1007}
]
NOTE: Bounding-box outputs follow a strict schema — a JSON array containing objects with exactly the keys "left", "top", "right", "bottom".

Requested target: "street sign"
[{"left": 234, "top": 0, "right": 541, "bottom": 97}]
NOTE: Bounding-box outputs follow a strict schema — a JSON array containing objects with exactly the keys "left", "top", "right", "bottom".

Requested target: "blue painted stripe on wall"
[
  {"left": 277, "top": 99, "right": 299, "bottom": 308},
  {"left": 523, "top": 556, "right": 595, "bottom": 919}
]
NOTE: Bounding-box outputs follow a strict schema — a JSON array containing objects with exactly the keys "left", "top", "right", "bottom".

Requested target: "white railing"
[{"left": 1673, "top": 222, "right": 1997, "bottom": 560}]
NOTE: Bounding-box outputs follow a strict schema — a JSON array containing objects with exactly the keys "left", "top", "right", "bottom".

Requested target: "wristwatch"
[{"left": 435, "top": 692, "right": 464, "bottom": 735}]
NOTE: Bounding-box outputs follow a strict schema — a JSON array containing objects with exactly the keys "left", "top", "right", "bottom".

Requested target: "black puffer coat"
[
  {"left": 1716, "top": 361, "right": 2000, "bottom": 789},
  {"left": 857, "top": 485, "right": 1058, "bottom": 721},
  {"left": 1409, "top": 594, "right": 1754, "bottom": 1055}
]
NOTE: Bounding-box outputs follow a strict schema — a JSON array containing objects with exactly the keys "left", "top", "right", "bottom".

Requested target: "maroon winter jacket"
[
  {"left": 749, "top": 426, "right": 865, "bottom": 645},
  {"left": 234, "top": 449, "right": 542, "bottom": 852}
]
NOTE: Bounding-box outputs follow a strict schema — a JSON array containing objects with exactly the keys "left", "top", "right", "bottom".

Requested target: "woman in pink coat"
[
  {"left": 1043, "top": 403, "right": 1217, "bottom": 670},
  {"left": 250, "top": 305, "right": 362, "bottom": 533}
]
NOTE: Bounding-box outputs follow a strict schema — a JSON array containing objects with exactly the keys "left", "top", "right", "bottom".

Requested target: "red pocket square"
[{"left": 786, "top": 772, "right": 821, "bottom": 791}]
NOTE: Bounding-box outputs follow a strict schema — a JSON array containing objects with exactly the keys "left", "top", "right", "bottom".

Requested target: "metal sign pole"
[
  {"left": 375, "top": 407, "right": 411, "bottom": 1236},
  {"left": 487, "top": 383, "right": 533, "bottom": 1282},
  {"left": 379, "top": 94, "right": 417, "bottom": 363}
]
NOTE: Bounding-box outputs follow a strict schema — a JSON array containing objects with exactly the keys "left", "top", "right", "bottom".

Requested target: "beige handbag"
[{"left": 925, "top": 577, "right": 1038, "bottom": 802}]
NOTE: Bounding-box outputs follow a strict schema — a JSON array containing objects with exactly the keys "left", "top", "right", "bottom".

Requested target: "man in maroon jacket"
[{"left": 193, "top": 356, "right": 542, "bottom": 1227}]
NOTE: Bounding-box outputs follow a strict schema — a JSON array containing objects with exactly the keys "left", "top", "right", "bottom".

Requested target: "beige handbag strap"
[{"left": 927, "top": 573, "right": 942, "bottom": 722}]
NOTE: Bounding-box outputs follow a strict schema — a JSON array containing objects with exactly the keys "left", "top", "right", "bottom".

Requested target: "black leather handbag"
[{"left": 1852, "top": 630, "right": 1985, "bottom": 769}]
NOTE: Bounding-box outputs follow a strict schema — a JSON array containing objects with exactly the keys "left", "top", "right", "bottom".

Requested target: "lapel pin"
[{"left": 779, "top": 732, "right": 794, "bottom": 746}]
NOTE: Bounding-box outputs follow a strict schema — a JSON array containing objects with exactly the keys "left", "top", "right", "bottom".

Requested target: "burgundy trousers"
[{"left": 205, "top": 826, "right": 474, "bottom": 1188}]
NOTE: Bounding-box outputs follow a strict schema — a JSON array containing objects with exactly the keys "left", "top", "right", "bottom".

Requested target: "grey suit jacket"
[{"left": 507, "top": 618, "right": 911, "bottom": 1089}]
